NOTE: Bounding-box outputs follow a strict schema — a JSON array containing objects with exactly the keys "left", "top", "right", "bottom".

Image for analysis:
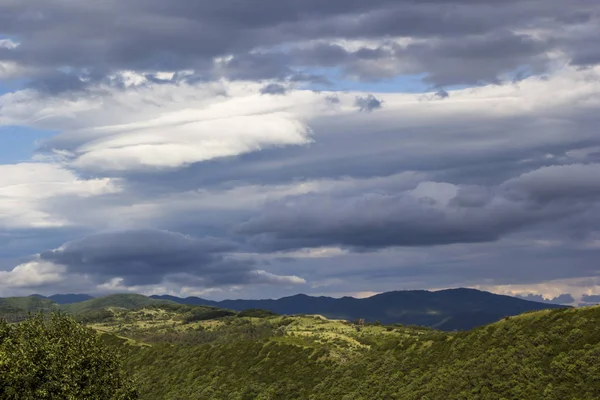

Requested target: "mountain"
[
  {"left": 48, "top": 293, "right": 95, "bottom": 304},
  {"left": 30, "top": 293, "right": 95, "bottom": 304},
  {"left": 3, "top": 288, "right": 568, "bottom": 331},
  {"left": 152, "top": 288, "right": 568, "bottom": 330}
]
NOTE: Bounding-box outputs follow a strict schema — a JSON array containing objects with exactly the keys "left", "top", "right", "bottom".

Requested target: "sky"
[{"left": 1, "top": 0, "right": 600, "bottom": 305}]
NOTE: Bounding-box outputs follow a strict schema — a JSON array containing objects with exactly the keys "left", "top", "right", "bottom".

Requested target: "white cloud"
[
  {"left": 0, "top": 163, "right": 121, "bottom": 228},
  {"left": 410, "top": 182, "right": 458, "bottom": 207},
  {"left": 0, "top": 39, "right": 19, "bottom": 50},
  {"left": 1, "top": 77, "right": 317, "bottom": 172},
  {"left": 477, "top": 276, "right": 600, "bottom": 305},
  {"left": 249, "top": 270, "right": 306, "bottom": 285},
  {"left": 68, "top": 112, "right": 310, "bottom": 172},
  {"left": 0, "top": 260, "right": 66, "bottom": 289},
  {"left": 0, "top": 62, "right": 24, "bottom": 79}
]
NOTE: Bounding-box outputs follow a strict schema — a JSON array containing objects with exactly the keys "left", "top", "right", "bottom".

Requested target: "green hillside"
[
  {"left": 2, "top": 295, "right": 599, "bottom": 399},
  {"left": 88, "top": 304, "right": 600, "bottom": 400},
  {"left": 60, "top": 294, "right": 178, "bottom": 314}
]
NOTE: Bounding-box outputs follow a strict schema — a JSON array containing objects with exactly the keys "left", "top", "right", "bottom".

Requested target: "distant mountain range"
[
  {"left": 6, "top": 288, "right": 569, "bottom": 331},
  {"left": 152, "top": 288, "right": 568, "bottom": 331}
]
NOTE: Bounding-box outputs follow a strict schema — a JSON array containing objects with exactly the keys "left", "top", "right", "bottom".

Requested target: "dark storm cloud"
[
  {"left": 516, "top": 293, "right": 575, "bottom": 304},
  {"left": 0, "top": 0, "right": 598, "bottom": 90},
  {"left": 237, "top": 193, "right": 550, "bottom": 251},
  {"left": 502, "top": 164, "right": 600, "bottom": 204},
  {"left": 237, "top": 163, "right": 600, "bottom": 252},
  {"left": 402, "top": 32, "right": 552, "bottom": 86},
  {"left": 37, "top": 229, "right": 298, "bottom": 287}
]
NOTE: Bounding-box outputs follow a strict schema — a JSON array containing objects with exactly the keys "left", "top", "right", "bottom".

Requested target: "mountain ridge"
[
  {"left": 3, "top": 288, "right": 570, "bottom": 331},
  {"left": 151, "top": 288, "right": 569, "bottom": 330}
]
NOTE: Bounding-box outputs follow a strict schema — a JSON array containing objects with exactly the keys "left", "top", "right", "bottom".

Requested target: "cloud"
[
  {"left": 66, "top": 113, "right": 309, "bottom": 172},
  {"left": 478, "top": 276, "right": 600, "bottom": 306},
  {"left": 516, "top": 293, "right": 575, "bottom": 304},
  {"left": 582, "top": 294, "right": 600, "bottom": 302},
  {"left": 2, "top": 62, "right": 600, "bottom": 298},
  {"left": 2, "top": 68, "right": 598, "bottom": 246},
  {"left": 0, "top": 39, "right": 18, "bottom": 50},
  {"left": 354, "top": 94, "right": 383, "bottom": 112},
  {"left": 237, "top": 162, "right": 600, "bottom": 251},
  {"left": 3, "top": 79, "right": 313, "bottom": 173},
  {"left": 502, "top": 164, "right": 600, "bottom": 203},
  {"left": 260, "top": 83, "right": 288, "bottom": 95},
  {"left": 23, "top": 229, "right": 306, "bottom": 289},
  {"left": 0, "top": 163, "right": 120, "bottom": 228},
  {"left": 0, "top": 261, "right": 66, "bottom": 288},
  {"left": 0, "top": 0, "right": 598, "bottom": 90},
  {"left": 435, "top": 89, "right": 449, "bottom": 99},
  {"left": 324, "top": 95, "right": 341, "bottom": 104},
  {"left": 3, "top": 66, "right": 599, "bottom": 182}
]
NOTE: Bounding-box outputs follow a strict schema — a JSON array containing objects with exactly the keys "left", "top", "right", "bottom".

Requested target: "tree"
[{"left": 0, "top": 313, "right": 137, "bottom": 400}]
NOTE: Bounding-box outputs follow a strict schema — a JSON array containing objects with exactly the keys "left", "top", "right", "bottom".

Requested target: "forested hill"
[
  {"left": 1, "top": 294, "right": 598, "bottom": 399},
  {"left": 101, "top": 304, "right": 599, "bottom": 399},
  {"left": 151, "top": 288, "right": 568, "bottom": 330}
]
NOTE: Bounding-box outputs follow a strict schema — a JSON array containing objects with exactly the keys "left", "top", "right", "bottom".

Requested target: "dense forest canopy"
[{"left": 114, "top": 306, "right": 600, "bottom": 400}]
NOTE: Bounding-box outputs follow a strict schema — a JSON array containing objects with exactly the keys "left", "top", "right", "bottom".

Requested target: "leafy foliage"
[{"left": 0, "top": 313, "right": 137, "bottom": 400}]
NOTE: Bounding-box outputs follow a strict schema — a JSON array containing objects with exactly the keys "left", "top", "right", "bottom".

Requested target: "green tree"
[{"left": 0, "top": 313, "right": 137, "bottom": 400}]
